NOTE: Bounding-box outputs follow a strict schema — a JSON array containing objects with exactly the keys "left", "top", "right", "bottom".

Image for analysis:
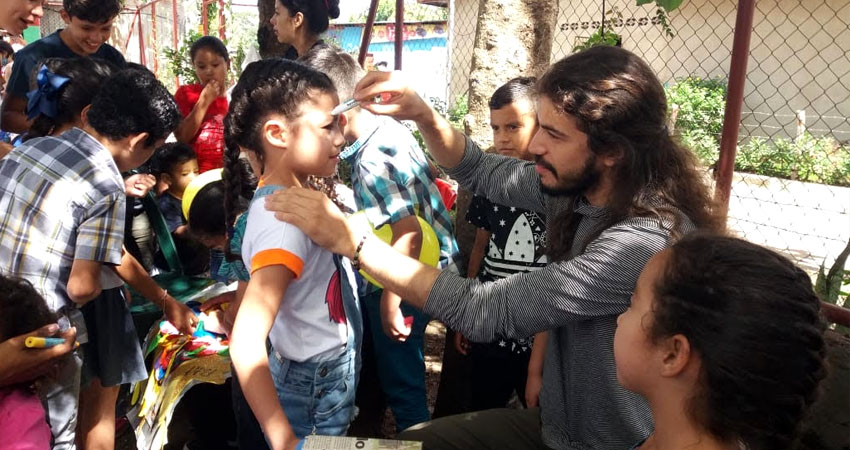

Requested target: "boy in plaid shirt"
[{"left": 0, "top": 68, "right": 179, "bottom": 449}]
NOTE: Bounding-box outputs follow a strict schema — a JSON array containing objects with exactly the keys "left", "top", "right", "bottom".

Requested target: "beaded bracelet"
[{"left": 352, "top": 235, "right": 369, "bottom": 270}]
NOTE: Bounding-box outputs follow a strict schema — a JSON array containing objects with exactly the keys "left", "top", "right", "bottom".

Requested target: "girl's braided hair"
[{"left": 651, "top": 234, "right": 827, "bottom": 449}]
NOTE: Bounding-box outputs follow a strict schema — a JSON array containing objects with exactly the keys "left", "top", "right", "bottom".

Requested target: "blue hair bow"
[{"left": 25, "top": 65, "right": 71, "bottom": 120}]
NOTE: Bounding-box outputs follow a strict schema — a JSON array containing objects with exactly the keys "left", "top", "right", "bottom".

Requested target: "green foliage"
[
  {"left": 665, "top": 76, "right": 727, "bottom": 164},
  {"left": 736, "top": 134, "right": 850, "bottom": 186},
  {"left": 349, "top": 0, "right": 448, "bottom": 22},
  {"left": 816, "top": 265, "right": 849, "bottom": 306},
  {"left": 574, "top": 6, "right": 623, "bottom": 52},
  {"left": 666, "top": 76, "right": 849, "bottom": 186},
  {"left": 163, "top": 29, "right": 203, "bottom": 85},
  {"left": 637, "top": 0, "right": 683, "bottom": 11},
  {"left": 573, "top": 28, "right": 622, "bottom": 52},
  {"left": 432, "top": 94, "right": 469, "bottom": 130},
  {"left": 408, "top": 94, "right": 468, "bottom": 152},
  {"left": 162, "top": 4, "right": 257, "bottom": 87}
]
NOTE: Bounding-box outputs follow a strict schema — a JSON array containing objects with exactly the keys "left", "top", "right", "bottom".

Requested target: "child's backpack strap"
[{"left": 140, "top": 192, "right": 184, "bottom": 275}]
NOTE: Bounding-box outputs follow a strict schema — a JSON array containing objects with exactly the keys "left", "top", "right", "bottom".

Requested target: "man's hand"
[
  {"left": 124, "top": 173, "right": 157, "bottom": 198},
  {"left": 353, "top": 71, "right": 432, "bottom": 123},
  {"left": 264, "top": 188, "right": 361, "bottom": 258},
  {"left": 0, "top": 324, "right": 77, "bottom": 387},
  {"left": 163, "top": 295, "right": 197, "bottom": 335}
]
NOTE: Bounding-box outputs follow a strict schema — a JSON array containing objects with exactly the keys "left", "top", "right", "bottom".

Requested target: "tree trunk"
[
  {"left": 257, "top": 0, "right": 292, "bottom": 58},
  {"left": 453, "top": 0, "right": 558, "bottom": 273},
  {"left": 434, "top": 0, "right": 557, "bottom": 418},
  {"left": 465, "top": 0, "right": 558, "bottom": 145}
]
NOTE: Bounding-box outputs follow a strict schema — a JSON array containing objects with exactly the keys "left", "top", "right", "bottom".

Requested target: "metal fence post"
[{"left": 714, "top": 0, "right": 756, "bottom": 219}]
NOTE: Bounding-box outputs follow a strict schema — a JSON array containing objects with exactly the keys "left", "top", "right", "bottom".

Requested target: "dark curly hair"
[
  {"left": 277, "top": 0, "right": 340, "bottom": 35},
  {"left": 87, "top": 68, "right": 181, "bottom": 148},
  {"left": 0, "top": 274, "right": 58, "bottom": 341},
  {"left": 538, "top": 46, "right": 722, "bottom": 260},
  {"left": 223, "top": 58, "right": 338, "bottom": 260},
  {"left": 27, "top": 57, "right": 118, "bottom": 140},
  {"left": 651, "top": 234, "right": 827, "bottom": 450},
  {"left": 190, "top": 35, "right": 230, "bottom": 63},
  {"left": 149, "top": 142, "right": 196, "bottom": 176},
  {"left": 62, "top": 0, "right": 122, "bottom": 23}
]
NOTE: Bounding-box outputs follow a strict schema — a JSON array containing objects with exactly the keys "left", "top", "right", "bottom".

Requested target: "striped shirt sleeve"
[
  {"left": 445, "top": 137, "right": 546, "bottom": 214},
  {"left": 74, "top": 191, "right": 126, "bottom": 265},
  {"left": 424, "top": 220, "right": 669, "bottom": 342}
]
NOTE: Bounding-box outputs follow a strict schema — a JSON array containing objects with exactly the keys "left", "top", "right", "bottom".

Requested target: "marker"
[
  {"left": 330, "top": 93, "right": 393, "bottom": 116},
  {"left": 25, "top": 337, "right": 66, "bottom": 348}
]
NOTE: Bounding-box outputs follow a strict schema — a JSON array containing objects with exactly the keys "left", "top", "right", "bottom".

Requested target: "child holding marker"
[{"left": 0, "top": 275, "right": 63, "bottom": 450}]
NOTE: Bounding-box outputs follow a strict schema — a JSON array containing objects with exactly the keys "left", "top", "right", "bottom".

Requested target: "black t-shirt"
[
  {"left": 7, "top": 30, "right": 126, "bottom": 97},
  {"left": 466, "top": 195, "right": 548, "bottom": 353}
]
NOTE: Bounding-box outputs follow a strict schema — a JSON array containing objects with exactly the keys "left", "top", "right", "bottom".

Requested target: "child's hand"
[
  {"left": 124, "top": 173, "right": 156, "bottom": 198},
  {"left": 525, "top": 372, "right": 543, "bottom": 408},
  {"left": 0, "top": 324, "right": 77, "bottom": 388},
  {"left": 163, "top": 296, "right": 198, "bottom": 335},
  {"left": 381, "top": 303, "right": 412, "bottom": 342},
  {"left": 453, "top": 331, "right": 470, "bottom": 356},
  {"left": 199, "top": 79, "right": 222, "bottom": 107}
]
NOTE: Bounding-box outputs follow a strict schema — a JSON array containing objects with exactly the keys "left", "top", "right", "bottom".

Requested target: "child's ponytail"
[{"left": 26, "top": 58, "right": 117, "bottom": 140}]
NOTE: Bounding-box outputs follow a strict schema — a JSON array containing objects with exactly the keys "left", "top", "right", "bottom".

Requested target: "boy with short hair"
[
  {"left": 301, "top": 47, "right": 459, "bottom": 433},
  {"left": 150, "top": 142, "right": 200, "bottom": 235},
  {"left": 0, "top": 68, "right": 180, "bottom": 450},
  {"left": 149, "top": 142, "right": 210, "bottom": 276},
  {"left": 455, "top": 77, "right": 550, "bottom": 412},
  {"left": 1, "top": 0, "right": 125, "bottom": 133}
]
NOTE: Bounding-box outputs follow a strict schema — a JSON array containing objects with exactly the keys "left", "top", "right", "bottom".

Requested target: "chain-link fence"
[
  {"left": 328, "top": 20, "right": 450, "bottom": 103},
  {"left": 446, "top": 0, "right": 850, "bottom": 279}
]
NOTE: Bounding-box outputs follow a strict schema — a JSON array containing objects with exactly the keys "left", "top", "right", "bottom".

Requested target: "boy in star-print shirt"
[{"left": 454, "top": 77, "right": 550, "bottom": 412}]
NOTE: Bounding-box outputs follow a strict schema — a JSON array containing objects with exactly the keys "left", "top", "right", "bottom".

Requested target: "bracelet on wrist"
[
  {"left": 352, "top": 235, "right": 369, "bottom": 271},
  {"left": 156, "top": 289, "right": 169, "bottom": 305}
]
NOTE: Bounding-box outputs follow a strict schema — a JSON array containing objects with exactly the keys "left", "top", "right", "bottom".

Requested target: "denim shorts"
[{"left": 268, "top": 347, "right": 356, "bottom": 439}]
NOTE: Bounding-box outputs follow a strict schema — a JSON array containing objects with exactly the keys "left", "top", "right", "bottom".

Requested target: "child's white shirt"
[{"left": 242, "top": 194, "right": 349, "bottom": 363}]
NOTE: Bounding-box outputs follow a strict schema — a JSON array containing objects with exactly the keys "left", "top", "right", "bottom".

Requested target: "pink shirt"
[{"left": 0, "top": 387, "right": 51, "bottom": 450}]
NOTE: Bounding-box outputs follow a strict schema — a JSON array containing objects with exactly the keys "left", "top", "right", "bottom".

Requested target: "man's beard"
[{"left": 537, "top": 153, "right": 600, "bottom": 197}]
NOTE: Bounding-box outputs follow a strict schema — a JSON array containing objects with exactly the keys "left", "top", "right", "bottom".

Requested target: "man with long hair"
[{"left": 264, "top": 46, "right": 722, "bottom": 449}]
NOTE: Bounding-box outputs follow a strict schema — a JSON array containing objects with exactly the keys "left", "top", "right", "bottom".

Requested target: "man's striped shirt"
[{"left": 426, "top": 137, "right": 692, "bottom": 449}]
